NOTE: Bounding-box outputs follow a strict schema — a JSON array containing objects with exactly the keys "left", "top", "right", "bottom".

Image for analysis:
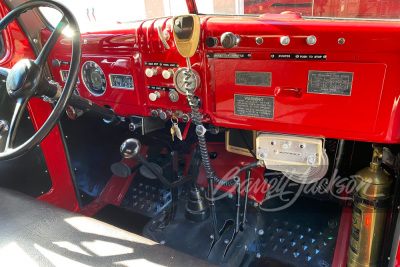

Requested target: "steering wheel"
[{"left": 0, "top": 0, "right": 81, "bottom": 160}]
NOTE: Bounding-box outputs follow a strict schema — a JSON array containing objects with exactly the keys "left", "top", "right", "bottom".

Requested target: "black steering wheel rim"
[{"left": 0, "top": 0, "right": 81, "bottom": 160}]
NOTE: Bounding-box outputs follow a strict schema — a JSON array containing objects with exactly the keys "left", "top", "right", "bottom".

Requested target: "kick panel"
[{"left": 214, "top": 59, "right": 386, "bottom": 134}]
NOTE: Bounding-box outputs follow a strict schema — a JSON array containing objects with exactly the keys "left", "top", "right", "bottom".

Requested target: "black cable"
[{"left": 239, "top": 129, "right": 257, "bottom": 160}]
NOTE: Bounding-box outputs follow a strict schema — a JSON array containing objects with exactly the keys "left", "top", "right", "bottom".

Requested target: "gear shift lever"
[
  {"left": 120, "top": 138, "right": 193, "bottom": 188},
  {"left": 120, "top": 138, "right": 141, "bottom": 158}
]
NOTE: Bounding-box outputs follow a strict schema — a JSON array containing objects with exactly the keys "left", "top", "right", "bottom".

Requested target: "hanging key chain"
[
  {"left": 170, "top": 123, "right": 176, "bottom": 141},
  {"left": 171, "top": 117, "right": 182, "bottom": 141}
]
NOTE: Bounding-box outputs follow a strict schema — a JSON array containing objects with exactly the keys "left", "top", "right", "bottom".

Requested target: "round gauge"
[
  {"left": 173, "top": 67, "right": 200, "bottom": 95},
  {"left": 81, "top": 61, "right": 107, "bottom": 96}
]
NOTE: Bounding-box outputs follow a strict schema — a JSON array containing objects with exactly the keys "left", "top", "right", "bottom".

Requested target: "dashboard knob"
[
  {"left": 306, "top": 35, "right": 317, "bottom": 45},
  {"left": 206, "top": 37, "right": 219, "bottom": 48},
  {"left": 182, "top": 114, "right": 190, "bottom": 123},
  {"left": 280, "top": 36, "right": 290, "bottom": 46},
  {"left": 169, "top": 89, "right": 179, "bottom": 102},
  {"left": 151, "top": 109, "right": 159, "bottom": 118},
  {"left": 52, "top": 59, "right": 61, "bottom": 67},
  {"left": 120, "top": 138, "right": 141, "bottom": 158},
  {"left": 149, "top": 91, "right": 160, "bottom": 101},
  {"left": 145, "top": 68, "right": 158, "bottom": 78},
  {"left": 162, "top": 69, "right": 174, "bottom": 79},
  {"left": 221, "top": 32, "right": 236, "bottom": 49},
  {"left": 159, "top": 111, "right": 167, "bottom": 120}
]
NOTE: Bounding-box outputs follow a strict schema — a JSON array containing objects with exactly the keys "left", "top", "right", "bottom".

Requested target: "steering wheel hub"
[{"left": 6, "top": 59, "right": 39, "bottom": 97}]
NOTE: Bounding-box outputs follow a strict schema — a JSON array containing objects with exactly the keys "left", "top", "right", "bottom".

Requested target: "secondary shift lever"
[{"left": 120, "top": 139, "right": 192, "bottom": 188}]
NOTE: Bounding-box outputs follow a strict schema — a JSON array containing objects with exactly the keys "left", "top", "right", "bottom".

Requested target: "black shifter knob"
[{"left": 120, "top": 138, "right": 141, "bottom": 158}]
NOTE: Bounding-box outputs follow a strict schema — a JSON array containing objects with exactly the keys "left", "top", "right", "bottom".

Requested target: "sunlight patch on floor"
[
  {"left": 81, "top": 240, "right": 134, "bottom": 257},
  {"left": 64, "top": 216, "right": 153, "bottom": 245},
  {"left": 0, "top": 242, "right": 38, "bottom": 266}
]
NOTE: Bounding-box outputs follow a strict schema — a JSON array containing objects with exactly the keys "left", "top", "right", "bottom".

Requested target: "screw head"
[
  {"left": 258, "top": 229, "right": 264, "bottom": 235},
  {"left": 338, "top": 37, "right": 345, "bottom": 45},
  {"left": 224, "top": 239, "right": 229, "bottom": 244},
  {"left": 256, "top": 253, "right": 261, "bottom": 258},
  {"left": 210, "top": 234, "right": 214, "bottom": 239}
]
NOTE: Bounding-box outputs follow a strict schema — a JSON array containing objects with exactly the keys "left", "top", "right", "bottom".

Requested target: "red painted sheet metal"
[
  {"left": 332, "top": 207, "right": 352, "bottom": 267},
  {"left": 214, "top": 59, "right": 386, "bottom": 138},
  {"left": 46, "top": 16, "right": 400, "bottom": 143},
  {"left": 28, "top": 98, "right": 79, "bottom": 211}
]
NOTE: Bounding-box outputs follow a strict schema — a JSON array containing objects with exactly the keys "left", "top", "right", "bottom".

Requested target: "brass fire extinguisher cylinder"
[{"left": 347, "top": 145, "right": 393, "bottom": 267}]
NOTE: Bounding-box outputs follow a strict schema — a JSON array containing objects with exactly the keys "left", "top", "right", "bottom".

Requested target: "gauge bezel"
[{"left": 81, "top": 61, "right": 107, "bottom": 96}]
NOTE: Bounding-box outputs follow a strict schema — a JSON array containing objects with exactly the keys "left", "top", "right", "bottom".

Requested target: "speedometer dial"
[{"left": 81, "top": 61, "right": 107, "bottom": 96}]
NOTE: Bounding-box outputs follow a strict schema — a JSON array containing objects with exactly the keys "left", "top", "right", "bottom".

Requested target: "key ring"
[{"left": 171, "top": 116, "right": 178, "bottom": 124}]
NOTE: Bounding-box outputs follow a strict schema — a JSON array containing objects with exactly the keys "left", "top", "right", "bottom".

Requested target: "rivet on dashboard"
[
  {"left": 83, "top": 39, "right": 88, "bottom": 45},
  {"left": 338, "top": 38, "right": 345, "bottom": 45},
  {"left": 256, "top": 37, "right": 263, "bottom": 45}
]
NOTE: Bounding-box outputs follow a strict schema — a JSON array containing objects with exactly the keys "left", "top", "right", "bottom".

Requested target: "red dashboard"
[{"left": 44, "top": 15, "right": 400, "bottom": 143}]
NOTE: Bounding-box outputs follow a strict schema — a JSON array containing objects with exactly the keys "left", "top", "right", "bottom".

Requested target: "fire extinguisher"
[{"left": 347, "top": 144, "right": 393, "bottom": 267}]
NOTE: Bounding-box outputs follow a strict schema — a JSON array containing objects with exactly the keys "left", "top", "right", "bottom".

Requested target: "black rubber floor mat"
[
  {"left": 92, "top": 204, "right": 151, "bottom": 235},
  {"left": 121, "top": 171, "right": 174, "bottom": 217},
  {"left": 252, "top": 196, "right": 342, "bottom": 267}
]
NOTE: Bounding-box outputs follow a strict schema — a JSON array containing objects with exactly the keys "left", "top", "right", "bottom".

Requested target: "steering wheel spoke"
[
  {"left": 35, "top": 17, "right": 68, "bottom": 67},
  {"left": 0, "top": 67, "right": 9, "bottom": 78},
  {"left": 4, "top": 98, "right": 29, "bottom": 151}
]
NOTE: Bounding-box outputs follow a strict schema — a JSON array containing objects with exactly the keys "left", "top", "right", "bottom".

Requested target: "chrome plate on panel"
[
  {"left": 234, "top": 94, "right": 274, "bottom": 119},
  {"left": 307, "top": 71, "right": 353, "bottom": 96},
  {"left": 109, "top": 74, "right": 134, "bottom": 90},
  {"left": 235, "top": 71, "right": 271, "bottom": 87}
]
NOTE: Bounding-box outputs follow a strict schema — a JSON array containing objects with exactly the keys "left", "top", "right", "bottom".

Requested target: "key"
[
  {"left": 170, "top": 126, "right": 175, "bottom": 141},
  {"left": 173, "top": 123, "right": 182, "bottom": 140}
]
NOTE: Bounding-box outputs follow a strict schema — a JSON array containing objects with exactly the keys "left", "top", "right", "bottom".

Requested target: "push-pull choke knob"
[
  {"left": 162, "top": 69, "right": 174, "bottom": 79},
  {"left": 149, "top": 91, "right": 160, "bottom": 101},
  {"left": 120, "top": 138, "right": 141, "bottom": 158},
  {"left": 145, "top": 68, "right": 158, "bottom": 78}
]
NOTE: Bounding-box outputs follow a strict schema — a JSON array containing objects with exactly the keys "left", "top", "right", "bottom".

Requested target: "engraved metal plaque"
[
  {"left": 235, "top": 71, "right": 271, "bottom": 87},
  {"left": 307, "top": 71, "right": 353, "bottom": 96},
  {"left": 234, "top": 95, "right": 274, "bottom": 119}
]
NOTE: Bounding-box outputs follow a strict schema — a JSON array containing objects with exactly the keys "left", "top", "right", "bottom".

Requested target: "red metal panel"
[
  {"left": 332, "top": 207, "right": 352, "bottom": 267},
  {"left": 28, "top": 99, "right": 79, "bottom": 211},
  {"left": 46, "top": 16, "right": 400, "bottom": 143},
  {"left": 214, "top": 59, "right": 386, "bottom": 137}
]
